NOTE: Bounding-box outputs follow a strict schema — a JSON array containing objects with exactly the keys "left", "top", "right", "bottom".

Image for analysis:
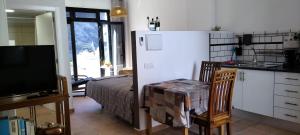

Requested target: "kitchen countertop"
[{"left": 222, "top": 64, "right": 300, "bottom": 73}]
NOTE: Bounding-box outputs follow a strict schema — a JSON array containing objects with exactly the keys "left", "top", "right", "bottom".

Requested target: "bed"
[{"left": 86, "top": 75, "right": 134, "bottom": 124}]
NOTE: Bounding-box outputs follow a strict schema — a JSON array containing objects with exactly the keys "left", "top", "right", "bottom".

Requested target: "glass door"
[
  {"left": 66, "top": 8, "right": 125, "bottom": 78},
  {"left": 100, "top": 22, "right": 125, "bottom": 76},
  {"left": 110, "top": 22, "right": 125, "bottom": 75},
  {"left": 74, "top": 22, "right": 101, "bottom": 78}
]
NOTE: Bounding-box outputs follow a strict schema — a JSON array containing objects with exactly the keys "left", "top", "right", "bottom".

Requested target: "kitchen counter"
[{"left": 222, "top": 63, "right": 300, "bottom": 73}]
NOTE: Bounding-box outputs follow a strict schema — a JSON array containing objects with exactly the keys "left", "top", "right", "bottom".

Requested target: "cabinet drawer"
[
  {"left": 274, "top": 95, "right": 300, "bottom": 111},
  {"left": 274, "top": 107, "right": 300, "bottom": 123},
  {"left": 275, "top": 72, "right": 300, "bottom": 85},
  {"left": 275, "top": 84, "right": 300, "bottom": 99}
]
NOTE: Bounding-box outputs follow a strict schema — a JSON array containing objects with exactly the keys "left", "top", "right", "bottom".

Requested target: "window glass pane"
[
  {"left": 100, "top": 12, "right": 108, "bottom": 20},
  {"left": 111, "top": 24, "right": 124, "bottom": 75},
  {"left": 67, "top": 24, "right": 74, "bottom": 76},
  {"left": 101, "top": 24, "right": 112, "bottom": 76},
  {"left": 74, "top": 22, "right": 101, "bottom": 78},
  {"left": 66, "top": 12, "right": 70, "bottom": 17},
  {"left": 75, "top": 12, "right": 96, "bottom": 18}
]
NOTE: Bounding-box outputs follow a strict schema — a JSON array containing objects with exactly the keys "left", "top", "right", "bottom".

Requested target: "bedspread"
[{"left": 86, "top": 76, "right": 134, "bottom": 124}]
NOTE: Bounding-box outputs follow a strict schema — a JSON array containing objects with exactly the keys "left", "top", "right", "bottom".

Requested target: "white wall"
[
  {"left": 0, "top": 0, "right": 9, "bottom": 45},
  {"left": 125, "top": 0, "right": 214, "bottom": 67},
  {"left": 65, "top": 0, "right": 111, "bottom": 9},
  {"left": 35, "top": 12, "right": 55, "bottom": 45},
  {"left": 8, "top": 22, "right": 35, "bottom": 45},
  {"left": 6, "top": 0, "right": 73, "bottom": 109},
  {"left": 216, "top": 0, "right": 300, "bottom": 33},
  {"left": 127, "top": 0, "right": 188, "bottom": 31},
  {"left": 186, "top": 0, "right": 216, "bottom": 31},
  {"left": 133, "top": 31, "right": 209, "bottom": 129}
]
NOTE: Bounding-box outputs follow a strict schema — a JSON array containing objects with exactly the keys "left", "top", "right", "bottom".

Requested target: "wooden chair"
[
  {"left": 199, "top": 61, "right": 222, "bottom": 83},
  {"left": 192, "top": 69, "right": 237, "bottom": 135},
  {"left": 71, "top": 75, "right": 92, "bottom": 96}
]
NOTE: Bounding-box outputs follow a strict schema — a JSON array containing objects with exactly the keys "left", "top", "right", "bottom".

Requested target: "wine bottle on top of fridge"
[
  {"left": 149, "top": 18, "right": 155, "bottom": 31},
  {"left": 155, "top": 17, "right": 160, "bottom": 31}
]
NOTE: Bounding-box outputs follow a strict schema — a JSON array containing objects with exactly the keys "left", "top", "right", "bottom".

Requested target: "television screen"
[{"left": 0, "top": 45, "right": 58, "bottom": 97}]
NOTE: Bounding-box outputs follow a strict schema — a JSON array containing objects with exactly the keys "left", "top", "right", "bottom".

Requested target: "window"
[{"left": 66, "top": 7, "right": 125, "bottom": 78}]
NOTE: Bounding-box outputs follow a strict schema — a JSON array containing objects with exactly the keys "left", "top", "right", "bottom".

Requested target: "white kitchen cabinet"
[
  {"left": 243, "top": 70, "right": 274, "bottom": 117},
  {"left": 274, "top": 72, "right": 300, "bottom": 124},
  {"left": 232, "top": 69, "right": 274, "bottom": 117},
  {"left": 232, "top": 70, "right": 244, "bottom": 109}
]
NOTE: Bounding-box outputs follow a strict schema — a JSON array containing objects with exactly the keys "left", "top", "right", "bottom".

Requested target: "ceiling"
[{"left": 7, "top": 9, "right": 49, "bottom": 25}]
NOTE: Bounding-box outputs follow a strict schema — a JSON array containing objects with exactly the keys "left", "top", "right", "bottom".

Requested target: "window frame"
[{"left": 66, "top": 7, "right": 125, "bottom": 78}]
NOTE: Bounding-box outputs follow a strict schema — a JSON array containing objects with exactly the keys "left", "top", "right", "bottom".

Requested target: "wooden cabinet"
[
  {"left": 232, "top": 69, "right": 274, "bottom": 117},
  {"left": 0, "top": 76, "right": 71, "bottom": 135}
]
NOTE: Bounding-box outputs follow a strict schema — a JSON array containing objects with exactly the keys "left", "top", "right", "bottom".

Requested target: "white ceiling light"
[{"left": 5, "top": 9, "right": 15, "bottom": 13}]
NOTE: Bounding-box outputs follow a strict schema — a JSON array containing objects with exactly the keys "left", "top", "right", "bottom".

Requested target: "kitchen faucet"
[{"left": 251, "top": 47, "right": 257, "bottom": 63}]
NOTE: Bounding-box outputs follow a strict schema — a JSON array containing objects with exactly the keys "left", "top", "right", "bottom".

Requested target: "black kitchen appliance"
[{"left": 283, "top": 49, "right": 299, "bottom": 67}]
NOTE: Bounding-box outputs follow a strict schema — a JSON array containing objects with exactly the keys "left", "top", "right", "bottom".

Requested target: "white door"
[
  {"left": 35, "top": 12, "right": 55, "bottom": 45},
  {"left": 0, "top": 0, "right": 9, "bottom": 45},
  {"left": 35, "top": 12, "right": 56, "bottom": 110},
  {"left": 243, "top": 70, "right": 274, "bottom": 117},
  {"left": 232, "top": 69, "right": 244, "bottom": 109}
]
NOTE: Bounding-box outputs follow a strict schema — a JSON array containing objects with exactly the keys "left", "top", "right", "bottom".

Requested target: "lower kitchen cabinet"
[{"left": 232, "top": 69, "right": 274, "bottom": 117}]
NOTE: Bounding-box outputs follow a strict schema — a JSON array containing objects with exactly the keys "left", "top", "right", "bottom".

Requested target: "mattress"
[{"left": 86, "top": 76, "right": 134, "bottom": 124}]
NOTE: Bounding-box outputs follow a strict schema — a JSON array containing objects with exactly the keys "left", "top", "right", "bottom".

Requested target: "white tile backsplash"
[
  {"left": 218, "top": 51, "right": 225, "bottom": 56},
  {"left": 254, "top": 44, "right": 265, "bottom": 49},
  {"left": 265, "top": 56, "right": 276, "bottom": 62},
  {"left": 211, "top": 52, "right": 218, "bottom": 57},
  {"left": 257, "top": 56, "right": 264, "bottom": 62},
  {"left": 266, "top": 44, "right": 276, "bottom": 49},
  {"left": 272, "top": 36, "right": 283, "bottom": 42},
  {"left": 277, "top": 44, "right": 283, "bottom": 49},
  {"left": 221, "top": 46, "right": 227, "bottom": 51},
  {"left": 243, "top": 50, "right": 249, "bottom": 55},
  {"left": 253, "top": 37, "right": 260, "bottom": 43},
  {"left": 210, "top": 32, "right": 288, "bottom": 64},
  {"left": 265, "top": 37, "right": 272, "bottom": 42},
  {"left": 214, "top": 46, "right": 220, "bottom": 51}
]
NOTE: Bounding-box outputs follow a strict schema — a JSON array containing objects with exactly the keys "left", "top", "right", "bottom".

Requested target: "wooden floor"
[{"left": 17, "top": 96, "right": 300, "bottom": 135}]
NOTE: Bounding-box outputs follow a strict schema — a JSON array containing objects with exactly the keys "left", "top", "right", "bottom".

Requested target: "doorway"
[{"left": 66, "top": 7, "right": 125, "bottom": 79}]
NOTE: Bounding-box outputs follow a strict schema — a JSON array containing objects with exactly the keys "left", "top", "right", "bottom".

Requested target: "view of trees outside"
[
  {"left": 67, "top": 21, "right": 124, "bottom": 78},
  {"left": 68, "top": 22, "right": 101, "bottom": 78}
]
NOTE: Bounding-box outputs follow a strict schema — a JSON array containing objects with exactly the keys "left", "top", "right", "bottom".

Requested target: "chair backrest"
[
  {"left": 199, "top": 61, "right": 221, "bottom": 83},
  {"left": 208, "top": 69, "right": 237, "bottom": 120}
]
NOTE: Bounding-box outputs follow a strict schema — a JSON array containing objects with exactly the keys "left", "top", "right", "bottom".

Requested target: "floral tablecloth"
[{"left": 143, "top": 79, "right": 210, "bottom": 128}]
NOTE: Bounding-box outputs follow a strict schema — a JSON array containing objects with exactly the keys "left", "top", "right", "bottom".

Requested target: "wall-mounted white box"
[{"left": 145, "top": 34, "right": 163, "bottom": 51}]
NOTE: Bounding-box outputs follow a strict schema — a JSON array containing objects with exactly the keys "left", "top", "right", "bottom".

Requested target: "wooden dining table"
[{"left": 143, "top": 79, "right": 211, "bottom": 135}]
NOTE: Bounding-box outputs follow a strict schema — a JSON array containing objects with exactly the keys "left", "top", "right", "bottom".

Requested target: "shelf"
[
  {"left": 0, "top": 76, "right": 71, "bottom": 135},
  {"left": 0, "top": 94, "right": 67, "bottom": 111}
]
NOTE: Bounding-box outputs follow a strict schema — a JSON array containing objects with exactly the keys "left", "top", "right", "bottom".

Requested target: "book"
[
  {"left": 26, "top": 120, "right": 31, "bottom": 135},
  {"left": 30, "top": 121, "right": 35, "bottom": 135},
  {"left": 0, "top": 117, "right": 9, "bottom": 135},
  {"left": 9, "top": 117, "right": 19, "bottom": 135},
  {"left": 18, "top": 118, "right": 26, "bottom": 135},
  {"left": 25, "top": 120, "right": 35, "bottom": 135}
]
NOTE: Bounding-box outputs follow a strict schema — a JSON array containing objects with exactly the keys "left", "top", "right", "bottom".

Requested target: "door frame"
[
  {"left": 102, "top": 21, "right": 125, "bottom": 67},
  {"left": 66, "top": 7, "right": 126, "bottom": 78}
]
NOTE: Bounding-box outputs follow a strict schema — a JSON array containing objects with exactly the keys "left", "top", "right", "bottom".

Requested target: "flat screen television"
[{"left": 0, "top": 45, "right": 58, "bottom": 98}]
